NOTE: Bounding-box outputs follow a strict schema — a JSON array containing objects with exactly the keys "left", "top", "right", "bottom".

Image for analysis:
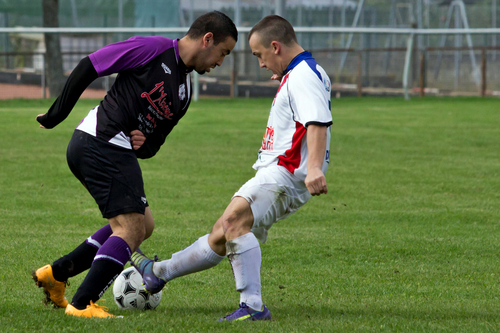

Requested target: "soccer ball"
[{"left": 112, "top": 267, "right": 162, "bottom": 310}]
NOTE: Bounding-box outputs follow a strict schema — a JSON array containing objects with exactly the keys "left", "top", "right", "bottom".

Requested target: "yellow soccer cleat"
[
  {"left": 65, "top": 301, "right": 120, "bottom": 318},
  {"left": 32, "top": 264, "right": 69, "bottom": 308}
]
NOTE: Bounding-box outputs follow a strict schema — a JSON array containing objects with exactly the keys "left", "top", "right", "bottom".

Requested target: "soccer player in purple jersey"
[
  {"left": 32, "top": 11, "right": 237, "bottom": 318},
  {"left": 132, "top": 15, "right": 332, "bottom": 322}
]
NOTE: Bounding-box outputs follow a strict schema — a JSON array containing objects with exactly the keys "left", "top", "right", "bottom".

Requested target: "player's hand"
[
  {"left": 271, "top": 74, "right": 283, "bottom": 82},
  {"left": 36, "top": 114, "right": 46, "bottom": 129},
  {"left": 305, "top": 168, "right": 328, "bottom": 196},
  {"left": 130, "top": 130, "right": 146, "bottom": 150}
]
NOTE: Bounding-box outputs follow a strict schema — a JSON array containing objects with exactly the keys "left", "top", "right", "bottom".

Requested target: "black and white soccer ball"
[{"left": 113, "top": 267, "right": 162, "bottom": 310}]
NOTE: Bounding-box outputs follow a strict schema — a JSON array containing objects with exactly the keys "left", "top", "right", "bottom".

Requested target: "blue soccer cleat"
[
  {"left": 218, "top": 303, "right": 272, "bottom": 322},
  {"left": 130, "top": 249, "right": 166, "bottom": 294}
]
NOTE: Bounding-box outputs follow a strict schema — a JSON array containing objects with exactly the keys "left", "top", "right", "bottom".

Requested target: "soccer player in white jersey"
[{"left": 132, "top": 15, "right": 332, "bottom": 321}]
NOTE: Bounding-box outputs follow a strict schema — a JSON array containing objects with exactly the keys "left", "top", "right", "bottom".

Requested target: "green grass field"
[{"left": 0, "top": 96, "right": 499, "bottom": 332}]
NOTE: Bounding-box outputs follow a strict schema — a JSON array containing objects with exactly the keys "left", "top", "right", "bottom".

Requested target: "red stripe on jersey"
[
  {"left": 277, "top": 73, "right": 289, "bottom": 92},
  {"left": 272, "top": 73, "right": 290, "bottom": 106},
  {"left": 278, "top": 121, "right": 306, "bottom": 174}
]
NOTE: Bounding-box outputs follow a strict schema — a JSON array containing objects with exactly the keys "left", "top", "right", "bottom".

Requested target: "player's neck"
[
  {"left": 281, "top": 44, "right": 306, "bottom": 73},
  {"left": 177, "top": 36, "right": 196, "bottom": 69}
]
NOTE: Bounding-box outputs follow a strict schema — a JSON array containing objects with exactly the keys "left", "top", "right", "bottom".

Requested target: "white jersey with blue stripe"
[{"left": 252, "top": 51, "right": 332, "bottom": 181}]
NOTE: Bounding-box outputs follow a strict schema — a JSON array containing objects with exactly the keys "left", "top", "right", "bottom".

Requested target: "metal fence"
[{"left": 1, "top": 28, "right": 500, "bottom": 100}]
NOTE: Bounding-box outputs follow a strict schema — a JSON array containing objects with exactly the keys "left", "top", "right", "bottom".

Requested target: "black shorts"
[{"left": 66, "top": 130, "right": 148, "bottom": 219}]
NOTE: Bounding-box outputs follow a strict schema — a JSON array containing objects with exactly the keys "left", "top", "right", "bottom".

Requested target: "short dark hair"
[
  {"left": 186, "top": 11, "right": 238, "bottom": 45},
  {"left": 248, "top": 15, "right": 297, "bottom": 47}
]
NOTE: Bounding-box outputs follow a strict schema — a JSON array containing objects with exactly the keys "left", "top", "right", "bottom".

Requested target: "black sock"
[
  {"left": 51, "top": 241, "right": 97, "bottom": 282},
  {"left": 71, "top": 260, "right": 123, "bottom": 310}
]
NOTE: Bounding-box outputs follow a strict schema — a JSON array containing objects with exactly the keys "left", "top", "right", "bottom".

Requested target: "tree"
[{"left": 42, "top": 0, "right": 65, "bottom": 97}]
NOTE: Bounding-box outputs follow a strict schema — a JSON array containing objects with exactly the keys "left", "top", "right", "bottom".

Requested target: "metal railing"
[{"left": 1, "top": 26, "right": 500, "bottom": 99}]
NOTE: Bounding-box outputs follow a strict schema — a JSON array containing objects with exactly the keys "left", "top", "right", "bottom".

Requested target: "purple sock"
[
  {"left": 52, "top": 224, "right": 113, "bottom": 281},
  {"left": 71, "top": 236, "right": 131, "bottom": 309},
  {"left": 85, "top": 224, "right": 113, "bottom": 250},
  {"left": 94, "top": 236, "right": 131, "bottom": 266}
]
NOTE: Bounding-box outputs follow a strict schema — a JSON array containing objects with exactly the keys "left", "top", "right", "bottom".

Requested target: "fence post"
[
  {"left": 192, "top": 71, "right": 199, "bottom": 102},
  {"left": 230, "top": 51, "right": 238, "bottom": 98},
  {"left": 403, "top": 32, "right": 415, "bottom": 101},
  {"left": 357, "top": 52, "right": 362, "bottom": 97},
  {"left": 481, "top": 48, "right": 486, "bottom": 97},
  {"left": 419, "top": 51, "right": 425, "bottom": 97},
  {"left": 42, "top": 53, "right": 46, "bottom": 99}
]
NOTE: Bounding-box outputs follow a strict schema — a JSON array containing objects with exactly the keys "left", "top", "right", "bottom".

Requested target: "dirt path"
[{"left": 0, "top": 83, "right": 106, "bottom": 99}]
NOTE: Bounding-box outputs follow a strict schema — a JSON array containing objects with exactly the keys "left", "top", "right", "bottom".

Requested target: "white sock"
[
  {"left": 226, "top": 232, "right": 263, "bottom": 311},
  {"left": 153, "top": 234, "right": 225, "bottom": 281}
]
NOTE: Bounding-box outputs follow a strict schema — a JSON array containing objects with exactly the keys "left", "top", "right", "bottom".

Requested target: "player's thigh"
[
  {"left": 66, "top": 130, "right": 149, "bottom": 219},
  {"left": 234, "top": 166, "right": 311, "bottom": 243},
  {"left": 109, "top": 212, "right": 145, "bottom": 234},
  {"left": 221, "top": 197, "right": 254, "bottom": 231},
  {"left": 207, "top": 198, "right": 253, "bottom": 253}
]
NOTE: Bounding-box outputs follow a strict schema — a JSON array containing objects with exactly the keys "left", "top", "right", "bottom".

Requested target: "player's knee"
[
  {"left": 144, "top": 218, "right": 155, "bottom": 240},
  {"left": 136, "top": 220, "right": 148, "bottom": 243},
  {"left": 221, "top": 212, "right": 236, "bottom": 234},
  {"left": 221, "top": 212, "right": 250, "bottom": 238},
  {"left": 138, "top": 226, "right": 147, "bottom": 243},
  {"left": 143, "top": 207, "right": 155, "bottom": 240},
  {"left": 127, "top": 228, "right": 146, "bottom": 252},
  {"left": 144, "top": 227, "right": 153, "bottom": 240},
  {"left": 210, "top": 220, "right": 226, "bottom": 245},
  {"left": 120, "top": 213, "right": 147, "bottom": 249}
]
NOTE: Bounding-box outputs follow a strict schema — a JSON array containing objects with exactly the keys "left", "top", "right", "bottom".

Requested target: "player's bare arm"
[
  {"left": 130, "top": 130, "right": 146, "bottom": 150},
  {"left": 305, "top": 124, "right": 328, "bottom": 196}
]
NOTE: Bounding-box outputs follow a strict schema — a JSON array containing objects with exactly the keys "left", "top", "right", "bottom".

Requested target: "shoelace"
[
  {"left": 89, "top": 300, "right": 109, "bottom": 312},
  {"left": 223, "top": 303, "right": 248, "bottom": 319},
  {"left": 133, "top": 253, "right": 156, "bottom": 268}
]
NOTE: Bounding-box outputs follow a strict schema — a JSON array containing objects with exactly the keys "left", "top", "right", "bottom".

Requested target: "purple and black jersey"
[
  {"left": 81, "top": 36, "right": 192, "bottom": 158},
  {"left": 40, "top": 36, "right": 192, "bottom": 159}
]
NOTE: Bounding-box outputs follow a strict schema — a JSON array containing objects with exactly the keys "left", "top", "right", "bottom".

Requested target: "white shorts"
[{"left": 233, "top": 164, "right": 311, "bottom": 243}]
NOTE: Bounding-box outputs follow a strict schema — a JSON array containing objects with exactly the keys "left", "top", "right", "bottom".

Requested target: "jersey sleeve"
[
  {"left": 288, "top": 62, "right": 332, "bottom": 128},
  {"left": 89, "top": 36, "right": 173, "bottom": 77},
  {"left": 37, "top": 56, "right": 98, "bottom": 129}
]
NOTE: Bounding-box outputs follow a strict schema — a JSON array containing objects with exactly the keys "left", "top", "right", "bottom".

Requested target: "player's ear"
[
  {"left": 271, "top": 41, "right": 280, "bottom": 55},
  {"left": 202, "top": 32, "right": 214, "bottom": 47}
]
